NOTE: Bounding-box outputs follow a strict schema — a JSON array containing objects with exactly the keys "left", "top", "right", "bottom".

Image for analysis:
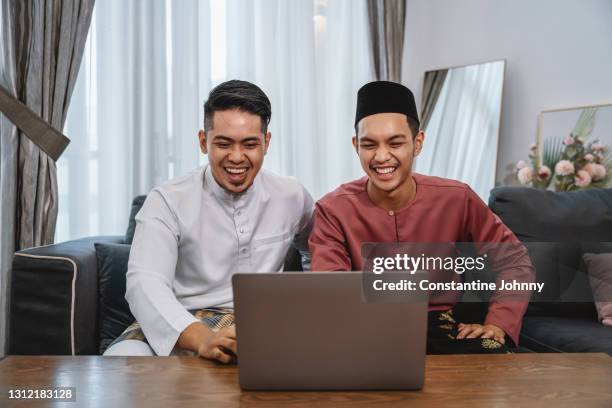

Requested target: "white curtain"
[
  {"left": 59, "top": 0, "right": 371, "bottom": 241},
  {"left": 414, "top": 62, "right": 504, "bottom": 202},
  {"left": 59, "top": 0, "right": 211, "bottom": 241}
]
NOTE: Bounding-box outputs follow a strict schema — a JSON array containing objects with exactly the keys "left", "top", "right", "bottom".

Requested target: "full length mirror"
[{"left": 416, "top": 60, "right": 505, "bottom": 201}]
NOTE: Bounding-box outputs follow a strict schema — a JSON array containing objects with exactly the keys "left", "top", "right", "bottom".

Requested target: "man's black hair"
[{"left": 204, "top": 80, "right": 271, "bottom": 133}]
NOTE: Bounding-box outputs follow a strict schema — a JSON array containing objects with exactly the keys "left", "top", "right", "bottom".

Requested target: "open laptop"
[{"left": 232, "top": 272, "right": 428, "bottom": 390}]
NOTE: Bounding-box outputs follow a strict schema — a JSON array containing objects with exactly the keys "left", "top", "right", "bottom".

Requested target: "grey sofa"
[
  {"left": 488, "top": 187, "right": 612, "bottom": 354},
  {"left": 9, "top": 188, "right": 612, "bottom": 355}
]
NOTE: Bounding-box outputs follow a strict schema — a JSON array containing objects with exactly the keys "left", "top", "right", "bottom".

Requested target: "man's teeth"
[
  {"left": 374, "top": 167, "right": 396, "bottom": 174},
  {"left": 226, "top": 167, "right": 248, "bottom": 174}
]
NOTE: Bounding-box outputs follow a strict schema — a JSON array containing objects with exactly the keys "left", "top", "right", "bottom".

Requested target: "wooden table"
[{"left": 1, "top": 353, "right": 611, "bottom": 407}]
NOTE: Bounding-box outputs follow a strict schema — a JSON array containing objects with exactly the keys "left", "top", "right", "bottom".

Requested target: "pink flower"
[
  {"left": 575, "top": 170, "right": 592, "bottom": 187},
  {"left": 563, "top": 136, "right": 574, "bottom": 145},
  {"left": 555, "top": 160, "right": 575, "bottom": 176},
  {"left": 516, "top": 160, "right": 528, "bottom": 170},
  {"left": 537, "top": 165, "right": 551, "bottom": 181},
  {"left": 517, "top": 167, "right": 533, "bottom": 185},
  {"left": 592, "top": 142, "right": 604, "bottom": 151},
  {"left": 584, "top": 153, "right": 594, "bottom": 162},
  {"left": 591, "top": 164, "right": 607, "bottom": 181},
  {"left": 583, "top": 163, "right": 606, "bottom": 181}
]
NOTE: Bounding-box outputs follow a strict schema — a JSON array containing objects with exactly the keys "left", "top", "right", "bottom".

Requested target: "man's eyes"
[
  {"left": 360, "top": 143, "right": 404, "bottom": 149},
  {"left": 213, "top": 142, "right": 259, "bottom": 149}
]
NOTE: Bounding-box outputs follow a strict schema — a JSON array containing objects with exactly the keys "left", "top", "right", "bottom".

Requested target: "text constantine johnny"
[{"left": 373, "top": 279, "right": 545, "bottom": 293}]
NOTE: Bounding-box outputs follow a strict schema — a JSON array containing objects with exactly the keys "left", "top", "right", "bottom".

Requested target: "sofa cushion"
[
  {"left": 489, "top": 187, "right": 612, "bottom": 320},
  {"left": 95, "top": 243, "right": 135, "bottom": 354},
  {"left": 10, "top": 236, "right": 124, "bottom": 355},
  {"left": 488, "top": 187, "right": 612, "bottom": 242},
  {"left": 521, "top": 316, "right": 612, "bottom": 355},
  {"left": 583, "top": 253, "right": 612, "bottom": 326},
  {"left": 125, "top": 195, "right": 147, "bottom": 244}
]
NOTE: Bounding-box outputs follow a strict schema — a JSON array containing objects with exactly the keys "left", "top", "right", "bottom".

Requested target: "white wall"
[{"left": 402, "top": 0, "right": 612, "bottom": 187}]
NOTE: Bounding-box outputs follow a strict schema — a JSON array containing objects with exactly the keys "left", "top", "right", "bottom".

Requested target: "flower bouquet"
[
  {"left": 516, "top": 108, "right": 611, "bottom": 191},
  {"left": 516, "top": 137, "right": 610, "bottom": 191}
]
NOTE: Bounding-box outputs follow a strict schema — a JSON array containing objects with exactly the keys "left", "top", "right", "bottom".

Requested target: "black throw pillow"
[{"left": 95, "top": 242, "right": 135, "bottom": 354}]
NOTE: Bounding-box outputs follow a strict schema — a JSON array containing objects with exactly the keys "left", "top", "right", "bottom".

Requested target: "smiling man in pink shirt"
[{"left": 309, "top": 81, "right": 535, "bottom": 353}]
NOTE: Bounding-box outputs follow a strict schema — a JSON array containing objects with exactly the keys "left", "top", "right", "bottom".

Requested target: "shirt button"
[
  {"left": 239, "top": 228, "right": 245, "bottom": 233},
  {"left": 388, "top": 210, "right": 394, "bottom": 216},
  {"left": 237, "top": 211, "right": 242, "bottom": 216},
  {"left": 241, "top": 248, "right": 247, "bottom": 254}
]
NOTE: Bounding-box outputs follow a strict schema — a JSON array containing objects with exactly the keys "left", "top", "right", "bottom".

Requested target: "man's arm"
[
  {"left": 126, "top": 190, "right": 235, "bottom": 361},
  {"left": 308, "top": 201, "right": 352, "bottom": 271},
  {"left": 460, "top": 187, "right": 535, "bottom": 346},
  {"left": 125, "top": 190, "right": 198, "bottom": 356}
]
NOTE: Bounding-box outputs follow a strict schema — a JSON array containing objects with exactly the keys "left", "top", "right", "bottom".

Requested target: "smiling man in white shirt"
[{"left": 104, "top": 80, "right": 314, "bottom": 361}]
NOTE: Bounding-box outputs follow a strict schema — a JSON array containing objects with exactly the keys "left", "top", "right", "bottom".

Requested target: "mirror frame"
[{"left": 420, "top": 58, "right": 507, "bottom": 188}]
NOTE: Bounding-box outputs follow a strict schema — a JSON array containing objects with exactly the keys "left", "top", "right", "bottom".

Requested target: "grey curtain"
[
  {"left": 0, "top": 0, "right": 95, "bottom": 356},
  {"left": 367, "top": 0, "right": 406, "bottom": 82},
  {"left": 420, "top": 69, "right": 448, "bottom": 130}
]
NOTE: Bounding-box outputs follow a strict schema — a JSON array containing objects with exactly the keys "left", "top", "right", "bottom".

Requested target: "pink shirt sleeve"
[{"left": 309, "top": 203, "right": 352, "bottom": 272}]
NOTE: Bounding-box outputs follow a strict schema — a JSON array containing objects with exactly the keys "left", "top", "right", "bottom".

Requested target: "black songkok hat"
[{"left": 354, "top": 81, "right": 420, "bottom": 127}]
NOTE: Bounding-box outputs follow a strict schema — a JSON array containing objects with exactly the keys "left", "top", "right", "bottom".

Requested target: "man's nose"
[
  {"left": 228, "top": 145, "right": 245, "bottom": 163},
  {"left": 373, "top": 146, "right": 392, "bottom": 163}
]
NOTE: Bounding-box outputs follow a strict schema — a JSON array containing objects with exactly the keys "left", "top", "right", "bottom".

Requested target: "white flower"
[
  {"left": 529, "top": 143, "right": 537, "bottom": 151},
  {"left": 517, "top": 167, "right": 533, "bottom": 185},
  {"left": 555, "top": 160, "right": 575, "bottom": 176},
  {"left": 516, "top": 160, "right": 527, "bottom": 170},
  {"left": 575, "top": 170, "right": 592, "bottom": 187}
]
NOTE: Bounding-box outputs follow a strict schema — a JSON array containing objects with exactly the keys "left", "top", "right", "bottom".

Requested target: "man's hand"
[
  {"left": 456, "top": 323, "right": 506, "bottom": 344},
  {"left": 197, "top": 326, "right": 237, "bottom": 364},
  {"left": 178, "top": 322, "right": 237, "bottom": 363}
]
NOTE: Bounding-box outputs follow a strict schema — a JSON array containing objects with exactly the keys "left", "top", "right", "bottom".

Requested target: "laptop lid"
[{"left": 232, "top": 272, "right": 427, "bottom": 390}]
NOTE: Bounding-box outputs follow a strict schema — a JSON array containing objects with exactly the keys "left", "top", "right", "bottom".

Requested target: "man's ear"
[
  {"left": 352, "top": 136, "right": 359, "bottom": 155},
  {"left": 198, "top": 130, "right": 208, "bottom": 154},
  {"left": 263, "top": 132, "right": 272, "bottom": 155},
  {"left": 413, "top": 130, "right": 425, "bottom": 157}
]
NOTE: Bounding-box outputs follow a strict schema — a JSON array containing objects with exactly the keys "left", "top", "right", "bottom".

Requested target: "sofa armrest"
[{"left": 9, "top": 235, "right": 124, "bottom": 355}]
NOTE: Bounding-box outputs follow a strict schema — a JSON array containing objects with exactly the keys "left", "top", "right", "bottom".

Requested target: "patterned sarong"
[
  {"left": 427, "top": 309, "right": 515, "bottom": 354},
  {"left": 106, "top": 308, "right": 235, "bottom": 352}
]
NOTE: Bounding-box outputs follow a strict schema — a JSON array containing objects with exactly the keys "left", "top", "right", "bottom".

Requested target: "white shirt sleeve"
[
  {"left": 125, "top": 190, "right": 199, "bottom": 356},
  {"left": 293, "top": 184, "right": 315, "bottom": 271}
]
